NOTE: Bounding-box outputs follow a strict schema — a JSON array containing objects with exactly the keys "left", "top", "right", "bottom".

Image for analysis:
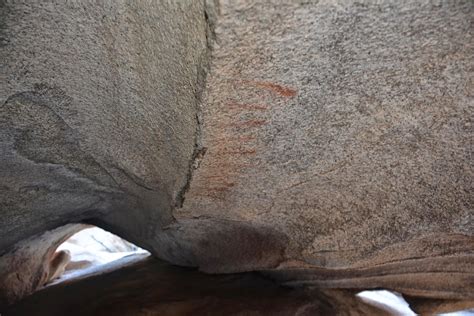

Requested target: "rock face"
[
  {"left": 0, "top": 0, "right": 473, "bottom": 311},
  {"left": 0, "top": 1, "right": 210, "bottom": 252}
]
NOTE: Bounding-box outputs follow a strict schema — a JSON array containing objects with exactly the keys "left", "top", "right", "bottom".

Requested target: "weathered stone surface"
[
  {"left": 2, "top": 257, "right": 390, "bottom": 316},
  {"left": 170, "top": 0, "right": 474, "bottom": 298},
  {"left": 0, "top": 0, "right": 473, "bottom": 310},
  {"left": 0, "top": 0, "right": 209, "bottom": 252}
]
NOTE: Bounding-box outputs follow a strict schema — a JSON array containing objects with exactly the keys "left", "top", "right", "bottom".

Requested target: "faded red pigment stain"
[
  {"left": 189, "top": 80, "right": 295, "bottom": 202},
  {"left": 206, "top": 180, "right": 236, "bottom": 191},
  {"left": 242, "top": 80, "right": 297, "bottom": 97},
  {"left": 188, "top": 85, "right": 277, "bottom": 201}
]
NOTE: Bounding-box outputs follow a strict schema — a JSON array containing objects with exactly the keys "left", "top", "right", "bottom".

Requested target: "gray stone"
[
  {"left": 0, "top": 0, "right": 473, "bottom": 310},
  {"left": 172, "top": 0, "right": 474, "bottom": 298},
  {"left": 0, "top": 1, "right": 209, "bottom": 251}
]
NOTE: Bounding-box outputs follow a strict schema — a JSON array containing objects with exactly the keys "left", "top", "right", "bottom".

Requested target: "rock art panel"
[{"left": 0, "top": 0, "right": 472, "bottom": 309}]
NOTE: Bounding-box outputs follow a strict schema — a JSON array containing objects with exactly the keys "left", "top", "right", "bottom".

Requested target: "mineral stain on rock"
[{"left": 251, "top": 81, "right": 298, "bottom": 98}]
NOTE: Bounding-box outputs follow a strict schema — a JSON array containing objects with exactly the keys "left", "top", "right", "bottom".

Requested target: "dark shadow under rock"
[{"left": 2, "top": 257, "right": 390, "bottom": 316}]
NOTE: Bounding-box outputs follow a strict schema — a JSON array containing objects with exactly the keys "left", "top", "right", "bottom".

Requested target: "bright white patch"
[
  {"left": 440, "top": 310, "right": 474, "bottom": 316},
  {"left": 55, "top": 227, "right": 149, "bottom": 282},
  {"left": 357, "top": 290, "right": 474, "bottom": 316},
  {"left": 357, "top": 290, "right": 415, "bottom": 315}
]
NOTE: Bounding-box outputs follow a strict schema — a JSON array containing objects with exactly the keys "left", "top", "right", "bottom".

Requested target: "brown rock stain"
[
  {"left": 246, "top": 80, "right": 297, "bottom": 97},
  {"left": 208, "top": 180, "right": 235, "bottom": 188},
  {"left": 191, "top": 130, "right": 258, "bottom": 200},
  {"left": 188, "top": 83, "right": 278, "bottom": 201},
  {"left": 207, "top": 187, "right": 233, "bottom": 192}
]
